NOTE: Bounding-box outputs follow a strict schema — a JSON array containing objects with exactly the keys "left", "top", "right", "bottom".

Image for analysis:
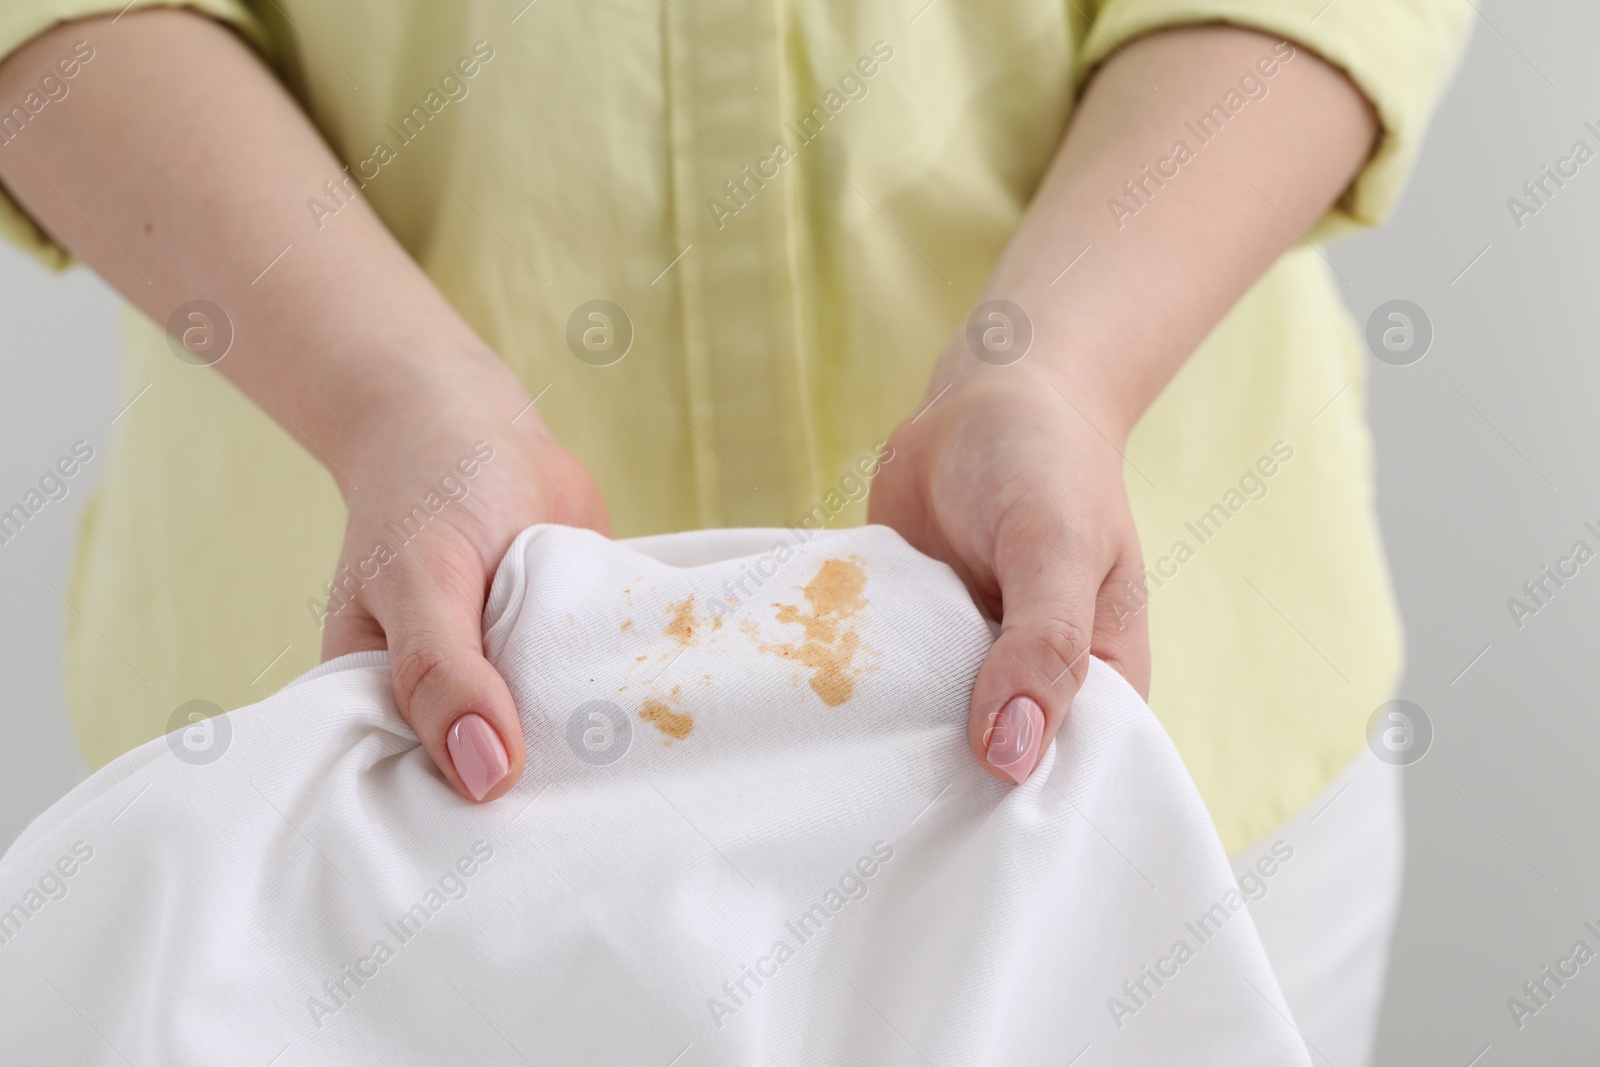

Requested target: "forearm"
[
  {"left": 947, "top": 24, "right": 1378, "bottom": 439},
  {"left": 0, "top": 10, "right": 499, "bottom": 487}
]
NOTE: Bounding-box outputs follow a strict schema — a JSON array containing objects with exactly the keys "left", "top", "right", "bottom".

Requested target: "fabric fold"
[{"left": 1, "top": 524, "right": 1310, "bottom": 1065}]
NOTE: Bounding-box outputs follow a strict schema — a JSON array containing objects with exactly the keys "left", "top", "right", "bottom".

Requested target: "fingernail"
[
  {"left": 986, "top": 696, "right": 1045, "bottom": 784},
  {"left": 448, "top": 713, "right": 509, "bottom": 801}
]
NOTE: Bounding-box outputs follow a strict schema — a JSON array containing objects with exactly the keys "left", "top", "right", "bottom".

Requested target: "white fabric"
[
  {"left": 1234, "top": 752, "right": 1405, "bottom": 1067},
  {"left": 0, "top": 525, "right": 1311, "bottom": 1066}
]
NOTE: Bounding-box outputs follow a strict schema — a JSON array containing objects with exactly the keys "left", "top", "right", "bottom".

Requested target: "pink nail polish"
[
  {"left": 986, "top": 696, "right": 1045, "bottom": 784},
  {"left": 448, "top": 713, "right": 509, "bottom": 801}
]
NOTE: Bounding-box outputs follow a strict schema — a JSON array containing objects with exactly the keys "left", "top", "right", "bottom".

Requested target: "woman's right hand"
[
  {"left": 0, "top": 9, "right": 612, "bottom": 803},
  {"left": 319, "top": 347, "right": 609, "bottom": 803}
]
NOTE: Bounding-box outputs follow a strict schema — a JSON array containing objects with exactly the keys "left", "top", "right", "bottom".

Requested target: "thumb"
[
  {"left": 382, "top": 562, "right": 524, "bottom": 803},
  {"left": 968, "top": 523, "right": 1142, "bottom": 785}
]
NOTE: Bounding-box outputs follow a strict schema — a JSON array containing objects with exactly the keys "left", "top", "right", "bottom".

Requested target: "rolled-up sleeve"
[
  {"left": 1077, "top": 0, "right": 1474, "bottom": 237},
  {"left": 0, "top": 0, "right": 271, "bottom": 269}
]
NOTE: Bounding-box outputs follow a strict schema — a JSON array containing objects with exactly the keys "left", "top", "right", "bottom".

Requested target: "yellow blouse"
[{"left": 0, "top": 0, "right": 1470, "bottom": 851}]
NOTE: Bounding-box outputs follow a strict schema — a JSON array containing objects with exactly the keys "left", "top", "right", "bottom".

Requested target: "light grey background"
[
  {"left": 0, "top": 262, "right": 114, "bottom": 839},
  {"left": 2, "top": 2, "right": 1596, "bottom": 1060}
]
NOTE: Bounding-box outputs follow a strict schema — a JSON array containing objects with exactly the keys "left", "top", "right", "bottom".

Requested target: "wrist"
[
  {"left": 930, "top": 343, "right": 1139, "bottom": 448},
  {"left": 315, "top": 336, "right": 532, "bottom": 492}
]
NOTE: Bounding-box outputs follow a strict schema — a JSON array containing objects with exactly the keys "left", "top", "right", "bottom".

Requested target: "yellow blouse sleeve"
[
  {"left": 0, "top": 0, "right": 272, "bottom": 270},
  {"left": 1077, "top": 0, "right": 1473, "bottom": 238}
]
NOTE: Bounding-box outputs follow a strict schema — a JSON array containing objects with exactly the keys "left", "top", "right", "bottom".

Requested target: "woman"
[{"left": 0, "top": 0, "right": 1468, "bottom": 1059}]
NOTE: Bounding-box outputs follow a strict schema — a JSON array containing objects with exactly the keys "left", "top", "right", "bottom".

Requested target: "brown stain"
[
  {"left": 640, "top": 698, "right": 693, "bottom": 740},
  {"left": 665, "top": 595, "right": 701, "bottom": 646},
  {"left": 759, "top": 558, "right": 870, "bottom": 707},
  {"left": 620, "top": 619, "right": 634, "bottom": 632},
  {"left": 771, "top": 631, "right": 862, "bottom": 706}
]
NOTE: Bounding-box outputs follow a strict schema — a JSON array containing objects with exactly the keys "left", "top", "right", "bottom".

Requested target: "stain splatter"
[
  {"left": 620, "top": 619, "right": 634, "bottom": 632},
  {"left": 640, "top": 698, "right": 693, "bottom": 740},
  {"left": 665, "top": 595, "right": 701, "bottom": 646},
  {"left": 759, "top": 558, "right": 870, "bottom": 707}
]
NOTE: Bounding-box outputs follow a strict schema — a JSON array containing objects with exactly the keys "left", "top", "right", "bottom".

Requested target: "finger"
[
  {"left": 321, "top": 578, "right": 388, "bottom": 661},
  {"left": 967, "top": 519, "right": 1106, "bottom": 785},
  {"left": 1087, "top": 549, "right": 1152, "bottom": 701},
  {"left": 382, "top": 561, "right": 524, "bottom": 803}
]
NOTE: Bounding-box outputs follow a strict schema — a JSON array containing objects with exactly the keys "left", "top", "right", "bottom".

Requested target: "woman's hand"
[
  {"left": 320, "top": 349, "right": 609, "bottom": 802},
  {"left": 0, "top": 10, "right": 618, "bottom": 803},
  {"left": 870, "top": 360, "right": 1149, "bottom": 784},
  {"left": 868, "top": 24, "right": 1381, "bottom": 783}
]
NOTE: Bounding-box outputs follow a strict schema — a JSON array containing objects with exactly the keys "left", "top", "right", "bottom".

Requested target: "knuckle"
[
  {"left": 1033, "top": 615, "right": 1091, "bottom": 683},
  {"left": 390, "top": 642, "right": 461, "bottom": 713},
  {"left": 1101, "top": 577, "right": 1150, "bottom": 631}
]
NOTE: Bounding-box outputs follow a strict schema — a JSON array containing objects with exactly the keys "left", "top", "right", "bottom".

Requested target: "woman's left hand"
[
  {"left": 869, "top": 358, "right": 1151, "bottom": 785},
  {"left": 864, "top": 20, "right": 1383, "bottom": 786}
]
